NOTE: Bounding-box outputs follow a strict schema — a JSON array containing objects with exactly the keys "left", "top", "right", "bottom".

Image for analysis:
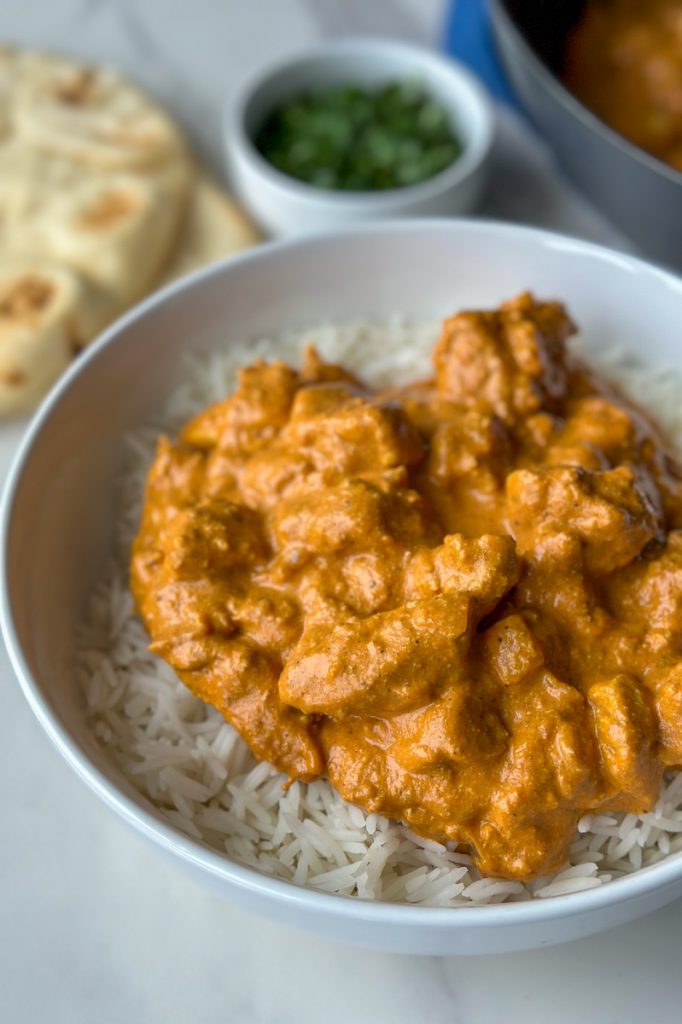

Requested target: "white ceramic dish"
[
  {"left": 3, "top": 221, "right": 682, "bottom": 956},
  {"left": 223, "top": 39, "right": 493, "bottom": 237}
]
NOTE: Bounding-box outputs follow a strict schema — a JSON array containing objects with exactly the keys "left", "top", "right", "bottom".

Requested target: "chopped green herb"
[{"left": 254, "top": 80, "right": 462, "bottom": 192}]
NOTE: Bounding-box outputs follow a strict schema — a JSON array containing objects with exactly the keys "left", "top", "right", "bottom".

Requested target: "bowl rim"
[
  {"left": 4, "top": 218, "right": 682, "bottom": 930},
  {"left": 224, "top": 36, "right": 494, "bottom": 208},
  {"left": 490, "top": 0, "right": 682, "bottom": 188}
]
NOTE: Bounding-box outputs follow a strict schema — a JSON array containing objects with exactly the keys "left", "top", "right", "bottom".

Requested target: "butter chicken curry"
[
  {"left": 131, "top": 293, "right": 682, "bottom": 881},
  {"left": 565, "top": 0, "right": 682, "bottom": 171}
]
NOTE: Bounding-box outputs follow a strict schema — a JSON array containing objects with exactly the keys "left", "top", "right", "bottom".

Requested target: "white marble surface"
[{"left": 1, "top": 2, "right": 681, "bottom": 1022}]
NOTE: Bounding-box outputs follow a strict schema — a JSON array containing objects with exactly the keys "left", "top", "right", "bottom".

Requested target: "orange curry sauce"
[
  {"left": 565, "top": 0, "right": 682, "bottom": 171},
  {"left": 131, "top": 294, "right": 682, "bottom": 881}
]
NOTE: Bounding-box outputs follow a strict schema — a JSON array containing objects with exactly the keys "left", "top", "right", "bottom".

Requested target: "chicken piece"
[
  {"left": 140, "top": 437, "right": 206, "bottom": 514},
  {"left": 266, "top": 474, "right": 438, "bottom": 617},
  {"left": 588, "top": 674, "right": 662, "bottom": 809},
  {"left": 279, "top": 593, "right": 471, "bottom": 718},
  {"left": 288, "top": 380, "right": 362, "bottom": 420},
  {"left": 507, "top": 464, "right": 659, "bottom": 573},
  {"left": 182, "top": 361, "right": 299, "bottom": 452},
  {"left": 300, "top": 344, "right": 363, "bottom": 386},
  {"left": 558, "top": 396, "right": 637, "bottom": 464},
  {"left": 239, "top": 388, "right": 425, "bottom": 510},
  {"left": 321, "top": 722, "right": 403, "bottom": 814},
  {"left": 403, "top": 533, "right": 519, "bottom": 613},
  {"left": 482, "top": 613, "right": 545, "bottom": 685},
  {"left": 271, "top": 478, "right": 433, "bottom": 557},
  {"left": 285, "top": 394, "right": 425, "bottom": 476},
  {"left": 609, "top": 531, "right": 682, "bottom": 634},
  {"left": 339, "top": 553, "right": 397, "bottom": 617},
  {"left": 391, "top": 684, "right": 509, "bottom": 772},
  {"left": 428, "top": 409, "right": 510, "bottom": 483},
  {"left": 321, "top": 715, "right": 505, "bottom": 851},
  {"left": 224, "top": 588, "right": 302, "bottom": 657},
  {"left": 237, "top": 445, "right": 316, "bottom": 512},
  {"left": 434, "top": 292, "right": 574, "bottom": 423},
  {"left": 166, "top": 633, "right": 322, "bottom": 779},
  {"left": 138, "top": 578, "right": 237, "bottom": 646},
  {"left": 420, "top": 410, "right": 512, "bottom": 536},
  {"left": 655, "top": 664, "right": 682, "bottom": 766},
  {"left": 521, "top": 411, "right": 556, "bottom": 453},
  {"left": 544, "top": 443, "right": 608, "bottom": 472},
  {"left": 505, "top": 673, "right": 598, "bottom": 802},
  {"left": 160, "top": 498, "right": 268, "bottom": 580},
  {"left": 512, "top": 530, "right": 613, "bottom": 667},
  {"left": 131, "top": 438, "right": 209, "bottom": 587},
  {"left": 478, "top": 673, "right": 599, "bottom": 878}
]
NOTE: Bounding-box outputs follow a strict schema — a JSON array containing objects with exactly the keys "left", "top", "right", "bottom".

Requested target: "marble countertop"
[{"left": 1, "top": 2, "right": 681, "bottom": 1021}]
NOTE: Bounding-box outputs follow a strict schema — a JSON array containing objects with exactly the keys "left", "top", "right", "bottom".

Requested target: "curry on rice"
[{"left": 131, "top": 293, "right": 682, "bottom": 882}]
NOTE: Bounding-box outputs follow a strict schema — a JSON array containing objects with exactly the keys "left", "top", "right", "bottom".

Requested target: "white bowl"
[
  {"left": 223, "top": 38, "right": 493, "bottom": 236},
  {"left": 3, "top": 221, "right": 682, "bottom": 956}
]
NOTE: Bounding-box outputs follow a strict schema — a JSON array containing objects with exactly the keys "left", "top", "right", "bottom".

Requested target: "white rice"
[{"left": 78, "top": 316, "right": 682, "bottom": 906}]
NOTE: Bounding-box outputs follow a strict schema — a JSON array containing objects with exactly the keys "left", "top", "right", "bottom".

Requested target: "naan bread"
[
  {"left": 0, "top": 47, "right": 257, "bottom": 417},
  {"left": 0, "top": 261, "right": 116, "bottom": 415},
  {"left": 13, "top": 52, "right": 187, "bottom": 170},
  {"left": 161, "top": 173, "right": 260, "bottom": 283},
  {"left": 38, "top": 161, "right": 192, "bottom": 303},
  {"left": 0, "top": 135, "right": 193, "bottom": 305},
  {"left": 0, "top": 139, "right": 48, "bottom": 240}
]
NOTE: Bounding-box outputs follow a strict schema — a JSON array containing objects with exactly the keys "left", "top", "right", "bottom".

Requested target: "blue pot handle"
[{"left": 443, "top": 0, "right": 519, "bottom": 107}]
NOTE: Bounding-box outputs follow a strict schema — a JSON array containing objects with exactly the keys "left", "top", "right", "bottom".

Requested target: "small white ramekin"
[{"left": 223, "top": 38, "right": 494, "bottom": 236}]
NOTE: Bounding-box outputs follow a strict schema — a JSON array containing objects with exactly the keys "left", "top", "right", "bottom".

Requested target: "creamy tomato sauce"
[{"left": 131, "top": 294, "right": 682, "bottom": 881}]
